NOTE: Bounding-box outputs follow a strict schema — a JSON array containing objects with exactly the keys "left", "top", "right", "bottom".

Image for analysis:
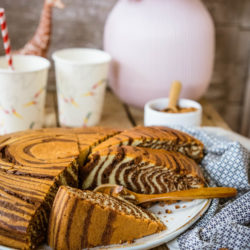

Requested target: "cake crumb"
[
  {"left": 182, "top": 205, "right": 186, "bottom": 208},
  {"left": 127, "top": 240, "right": 135, "bottom": 244},
  {"left": 175, "top": 205, "right": 180, "bottom": 209},
  {"left": 165, "top": 209, "right": 172, "bottom": 214},
  {"left": 159, "top": 202, "right": 165, "bottom": 207},
  {"left": 157, "top": 211, "right": 162, "bottom": 215}
]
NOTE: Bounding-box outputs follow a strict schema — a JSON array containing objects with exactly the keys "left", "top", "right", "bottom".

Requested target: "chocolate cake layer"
[
  {"left": 0, "top": 127, "right": 120, "bottom": 249},
  {"left": 48, "top": 186, "right": 165, "bottom": 249},
  {"left": 81, "top": 146, "right": 205, "bottom": 193},
  {"left": 93, "top": 126, "right": 204, "bottom": 162}
]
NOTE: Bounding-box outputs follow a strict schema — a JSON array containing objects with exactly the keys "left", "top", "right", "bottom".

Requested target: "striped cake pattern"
[
  {"left": 48, "top": 186, "right": 166, "bottom": 249},
  {"left": 82, "top": 146, "right": 205, "bottom": 194},
  {"left": 0, "top": 126, "right": 205, "bottom": 249},
  {"left": 0, "top": 127, "right": 119, "bottom": 249},
  {"left": 93, "top": 126, "right": 204, "bottom": 162}
]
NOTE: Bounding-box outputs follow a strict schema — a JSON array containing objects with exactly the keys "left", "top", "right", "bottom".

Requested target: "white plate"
[{"left": 0, "top": 199, "right": 210, "bottom": 250}]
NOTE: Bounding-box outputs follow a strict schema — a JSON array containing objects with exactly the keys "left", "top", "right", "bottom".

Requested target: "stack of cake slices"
[{"left": 0, "top": 126, "right": 205, "bottom": 249}]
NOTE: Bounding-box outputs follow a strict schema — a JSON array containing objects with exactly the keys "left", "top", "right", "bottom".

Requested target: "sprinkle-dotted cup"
[
  {"left": 0, "top": 55, "right": 50, "bottom": 135},
  {"left": 52, "top": 48, "right": 111, "bottom": 127},
  {"left": 144, "top": 98, "right": 202, "bottom": 127}
]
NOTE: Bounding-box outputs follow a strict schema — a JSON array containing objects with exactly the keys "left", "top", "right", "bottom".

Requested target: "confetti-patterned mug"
[
  {"left": 0, "top": 55, "right": 50, "bottom": 135},
  {"left": 52, "top": 48, "right": 111, "bottom": 127}
]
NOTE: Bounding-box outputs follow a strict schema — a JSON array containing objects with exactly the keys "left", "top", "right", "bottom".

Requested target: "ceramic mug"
[
  {"left": 0, "top": 55, "right": 50, "bottom": 135},
  {"left": 53, "top": 48, "right": 111, "bottom": 127}
]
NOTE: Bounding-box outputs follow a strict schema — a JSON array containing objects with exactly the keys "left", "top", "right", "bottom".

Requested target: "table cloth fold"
[{"left": 170, "top": 127, "right": 250, "bottom": 250}]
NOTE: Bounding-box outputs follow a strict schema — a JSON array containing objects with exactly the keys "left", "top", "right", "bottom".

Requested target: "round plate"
[
  {"left": 47, "top": 198, "right": 209, "bottom": 250},
  {"left": 1, "top": 199, "right": 210, "bottom": 250}
]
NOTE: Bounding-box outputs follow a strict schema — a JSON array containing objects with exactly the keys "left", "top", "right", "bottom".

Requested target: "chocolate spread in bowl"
[{"left": 161, "top": 106, "right": 198, "bottom": 113}]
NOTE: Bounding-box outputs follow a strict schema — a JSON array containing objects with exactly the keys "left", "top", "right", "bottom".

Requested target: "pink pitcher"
[{"left": 104, "top": 0, "right": 215, "bottom": 108}]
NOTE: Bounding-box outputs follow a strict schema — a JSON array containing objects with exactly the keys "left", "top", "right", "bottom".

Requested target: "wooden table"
[
  {"left": 44, "top": 89, "right": 230, "bottom": 250},
  {"left": 45, "top": 89, "right": 230, "bottom": 130}
]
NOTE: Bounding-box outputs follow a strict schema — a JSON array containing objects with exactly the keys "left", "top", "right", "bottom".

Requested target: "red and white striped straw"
[{"left": 0, "top": 8, "right": 14, "bottom": 70}]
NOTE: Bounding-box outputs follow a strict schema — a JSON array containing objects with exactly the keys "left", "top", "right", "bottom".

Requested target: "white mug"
[
  {"left": 53, "top": 48, "right": 111, "bottom": 127},
  {"left": 0, "top": 55, "right": 50, "bottom": 135}
]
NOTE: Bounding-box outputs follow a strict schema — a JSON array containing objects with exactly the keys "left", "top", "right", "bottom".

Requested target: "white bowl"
[{"left": 144, "top": 98, "right": 202, "bottom": 127}]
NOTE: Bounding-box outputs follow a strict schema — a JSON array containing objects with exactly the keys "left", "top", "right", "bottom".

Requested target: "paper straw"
[{"left": 0, "top": 8, "right": 14, "bottom": 70}]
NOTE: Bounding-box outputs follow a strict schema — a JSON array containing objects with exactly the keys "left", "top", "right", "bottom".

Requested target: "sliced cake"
[
  {"left": 48, "top": 186, "right": 166, "bottom": 249},
  {"left": 81, "top": 146, "right": 205, "bottom": 193},
  {"left": 0, "top": 126, "right": 205, "bottom": 249},
  {"left": 0, "top": 127, "right": 120, "bottom": 249},
  {"left": 92, "top": 126, "right": 204, "bottom": 162}
]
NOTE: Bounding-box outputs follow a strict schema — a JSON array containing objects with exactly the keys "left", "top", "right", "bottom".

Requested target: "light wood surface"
[
  {"left": 45, "top": 89, "right": 231, "bottom": 130},
  {"left": 44, "top": 89, "right": 231, "bottom": 250}
]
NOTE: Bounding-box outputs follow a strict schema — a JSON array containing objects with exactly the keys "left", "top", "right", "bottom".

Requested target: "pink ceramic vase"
[{"left": 104, "top": 0, "right": 215, "bottom": 108}]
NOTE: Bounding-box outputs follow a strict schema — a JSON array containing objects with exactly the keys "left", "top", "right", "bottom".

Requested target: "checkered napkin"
[{"left": 172, "top": 127, "right": 250, "bottom": 250}]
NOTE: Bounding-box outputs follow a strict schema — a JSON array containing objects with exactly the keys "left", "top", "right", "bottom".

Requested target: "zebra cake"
[
  {"left": 81, "top": 146, "right": 205, "bottom": 193},
  {"left": 48, "top": 186, "right": 166, "bottom": 249},
  {"left": 0, "top": 125, "right": 205, "bottom": 249},
  {"left": 0, "top": 127, "right": 119, "bottom": 249},
  {"left": 93, "top": 126, "right": 204, "bottom": 162}
]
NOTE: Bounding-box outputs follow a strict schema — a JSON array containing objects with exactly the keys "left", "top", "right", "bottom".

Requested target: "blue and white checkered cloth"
[{"left": 171, "top": 127, "right": 250, "bottom": 250}]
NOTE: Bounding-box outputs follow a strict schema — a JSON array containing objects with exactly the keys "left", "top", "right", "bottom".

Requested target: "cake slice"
[
  {"left": 92, "top": 126, "right": 204, "bottom": 162},
  {"left": 81, "top": 146, "right": 205, "bottom": 193},
  {"left": 48, "top": 186, "right": 166, "bottom": 249}
]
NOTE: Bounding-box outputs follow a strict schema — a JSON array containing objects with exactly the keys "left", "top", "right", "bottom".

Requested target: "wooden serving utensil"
[
  {"left": 163, "top": 80, "right": 182, "bottom": 112},
  {"left": 94, "top": 184, "right": 237, "bottom": 205}
]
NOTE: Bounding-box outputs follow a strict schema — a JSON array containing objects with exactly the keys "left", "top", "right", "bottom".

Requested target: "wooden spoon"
[
  {"left": 94, "top": 184, "right": 237, "bottom": 205},
  {"left": 163, "top": 80, "right": 182, "bottom": 112}
]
